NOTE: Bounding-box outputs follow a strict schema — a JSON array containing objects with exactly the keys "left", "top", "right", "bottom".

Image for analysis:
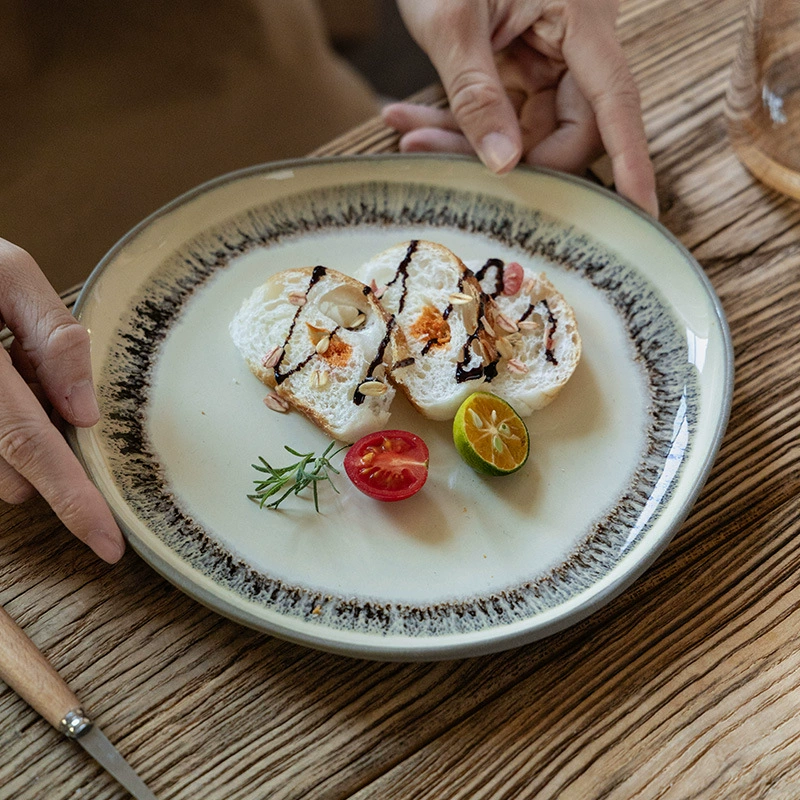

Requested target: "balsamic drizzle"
[
  {"left": 421, "top": 273, "right": 467, "bottom": 356},
  {"left": 384, "top": 239, "right": 419, "bottom": 314},
  {"left": 473, "top": 257, "right": 506, "bottom": 298},
  {"left": 541, "top": 299, "right": 559, "bottom": 365},
  {"left": 475, "top": 257, "right": 560, "bottom": 367},
  {"left": 456, "top": 289, "right": 499, "bottom": 383},
  {"left": 270, "top": 265, "right": 402, "bottom": 405},
  {"left": 518, "top": 298, "right": 559, "bottom": 365},
  {"left": 353, "top": 317, "right": 396, "bottom": 405},
  {"left": 274, "top": 266, "right": 327, "bottom": 385},
  {"left": 383, "top": 244, "right": 501, "bottom": 382}
]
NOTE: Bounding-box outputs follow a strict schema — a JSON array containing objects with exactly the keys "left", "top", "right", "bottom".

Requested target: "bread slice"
[
  {"left": 229, "top": 266, "right": 410, "bottom": 441},
  {"left": 355, "top": 240, "right": 500, "bottom": 421},
  {"left": 469, "top": 257, "right": 582, "bottom": 414}
]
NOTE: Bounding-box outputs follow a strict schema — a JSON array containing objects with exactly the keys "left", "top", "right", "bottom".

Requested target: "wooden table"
[{"left": 3, "top": 1, "right": 799, "bottom": 797}]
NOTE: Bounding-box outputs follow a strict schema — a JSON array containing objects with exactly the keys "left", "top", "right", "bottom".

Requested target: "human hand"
[
  {"left": 0, "top": 239, "right": 124, "bottom": 563},
  {"left": 391, "top": 0, "right": 658, "bottom": 217}
]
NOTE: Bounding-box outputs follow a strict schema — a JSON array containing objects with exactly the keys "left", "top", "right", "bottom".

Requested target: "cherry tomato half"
[{"left": 344, "top": 430, "right": 429, "bottom": 502}]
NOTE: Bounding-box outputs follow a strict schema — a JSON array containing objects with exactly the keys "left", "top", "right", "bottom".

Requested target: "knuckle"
[
  {"left": 50, "top": 486, "right": 91, "bottom": 529},
  {"left": 0, "top": 470, "right": 37, "bottom": 504},
  {"left": 593, "top": 62, "right": 641, "bottom": 110},
  {"left": 448, "top": 71, "right": 509, "bottom": 127},
  {"left": 32, "top": 312, "right": 90, "bottom": 364},
  {"left": 0, "top": 422, "right": 49, "bottom": 474}
]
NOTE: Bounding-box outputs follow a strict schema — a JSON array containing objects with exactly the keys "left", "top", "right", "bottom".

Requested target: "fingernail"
[
  {"left": 479, "top": 132, "right": 519, "bottom": 174},
  {"left": 89, "top": 532, "right": 125, "bottom": 564},
  {"left": 67, "top": 380, "right": 100, "bottom": 426},
  {"left": 648, "top": 190, "right": 660, "bottom": 219}
]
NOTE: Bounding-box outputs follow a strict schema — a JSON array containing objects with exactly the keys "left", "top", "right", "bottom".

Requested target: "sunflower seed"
[
  {"left": 315, "top": 335, "right": 331, "bottom": 355},
  {"left": 288, "top": 291, "right": 307, "bottom": 306},
  {"left": 358, "top": 380, "right": 388, "bottom": 397},
  {"left": 263, "top": 393, "right": 290, "bottom": 412},
  {"left": 310, "top": 368, "right": 329, "bottom": 389},
  {"left": 449, "top": 292, "right": 475, "bottom": 305},
  {"left": 305, "top": 323, "right": 329, "bottom": 346},
  {"left": 337, "top": 306, "right": 360, "bottom": 328},
  {"left": 261, "top": 346, "right": 283, "bottom": 369}
]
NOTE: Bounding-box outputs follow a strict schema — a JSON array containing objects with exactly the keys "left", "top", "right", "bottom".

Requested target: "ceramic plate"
[{"left": 70, "top": 155, "right": 733, "bottom": 661}]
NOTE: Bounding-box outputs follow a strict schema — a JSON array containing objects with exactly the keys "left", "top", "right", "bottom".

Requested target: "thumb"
[{"left": 402, "top": 3, "right": 522, "bottom": 173}]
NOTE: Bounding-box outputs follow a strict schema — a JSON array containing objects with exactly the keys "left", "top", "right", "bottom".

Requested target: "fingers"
[
  {"left": 0, "top": 240, "right": 100, "bottom": 427},
  {"left": 397, "top": 0, "right": 522, "bottom": 173},
  {"left": 382, "top": 103, "right": 475, "bottom": 155},
  {"left": 0, "top": 348, "right": 125, "bottom": 563},
  {"left": 399, "top": 128, "right": 475, "bottom": 156},
  {"left": 523, "top": 73, "right": 604, "bottom": 174},
  {"left": 0, "top": 239, "right": 124, "bottom": 563},
  {"left": 558, "top": 7, "right": 658, "bottom": 216},
  {"left": 382, "top": 102, "right": 460, "bottom": 134},
  {"left": 0, "top": 453, "right": 37, "bottom": 504}
]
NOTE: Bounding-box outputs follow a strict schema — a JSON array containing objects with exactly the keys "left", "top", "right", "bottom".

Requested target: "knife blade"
[{"left": 0, "top": 604, "right": 158, "bottom": 799}]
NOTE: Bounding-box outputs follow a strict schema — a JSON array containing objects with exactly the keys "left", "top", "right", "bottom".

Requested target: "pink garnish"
[
  {"left": 502, "top": 262, "right": 524, "bottom": 296},
  {"left": 370, "top": 278, "right": 386, "bottom": 300}
]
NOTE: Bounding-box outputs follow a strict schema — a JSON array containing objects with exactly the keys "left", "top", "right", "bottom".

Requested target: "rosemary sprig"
[{"left": 248, "top": 441, "right": 349, "bottom": 512}]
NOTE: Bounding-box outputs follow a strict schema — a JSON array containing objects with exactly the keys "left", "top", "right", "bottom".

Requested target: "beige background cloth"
[{"left": 0, "top": 0, "right": 382, "bottom": 290}]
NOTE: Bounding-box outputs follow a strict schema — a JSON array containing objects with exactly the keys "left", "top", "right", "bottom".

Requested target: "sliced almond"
[
  {"left": 495, "top": 337, "right": 515, "bottom": 359},
  {"left": 517, "top": 319, "right": 540, "bottom": 332},
  {"left": 480, "top": 315, "right": 496, "bottom": 338},
  {"left": 495, "top": 313, "right": 519, "bottom": 334}
]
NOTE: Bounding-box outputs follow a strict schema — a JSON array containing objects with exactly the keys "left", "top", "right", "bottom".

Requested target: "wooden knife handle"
[{"left": 0, "top": 604, "right": 85, "bottom": 732}]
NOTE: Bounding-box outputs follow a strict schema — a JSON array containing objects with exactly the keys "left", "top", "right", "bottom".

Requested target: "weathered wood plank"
[
  {"left": 345, "top": 493, "right": 800, "bottom": 800},
  {"left": 3, "top": 1, "right": 800, "bottom": 798}
]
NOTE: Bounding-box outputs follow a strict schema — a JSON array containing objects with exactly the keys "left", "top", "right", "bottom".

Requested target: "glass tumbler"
[{"left": 726, "top": 0, "right": 800, "bottom": 198}]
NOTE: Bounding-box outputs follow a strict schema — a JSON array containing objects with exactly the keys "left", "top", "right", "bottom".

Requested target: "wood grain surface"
[{"left": 4, "top": 1, "right": 800, "bottom": 798}]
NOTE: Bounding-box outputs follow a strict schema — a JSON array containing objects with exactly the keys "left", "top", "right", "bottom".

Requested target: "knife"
[{"left": 0, "top": 604, "right": 158, "bottom": 799}]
